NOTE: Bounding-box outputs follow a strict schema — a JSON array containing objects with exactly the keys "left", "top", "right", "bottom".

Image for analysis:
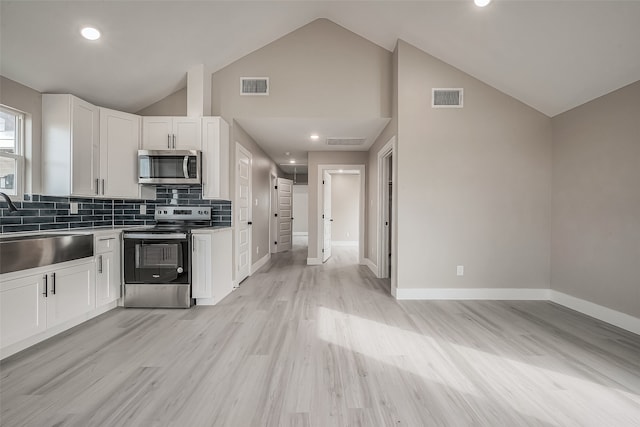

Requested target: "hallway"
[{"left": 1, "top": 244, "right": 639, "bottom": 426}]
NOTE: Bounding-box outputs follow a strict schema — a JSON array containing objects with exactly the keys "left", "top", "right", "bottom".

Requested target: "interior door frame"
[
  {"left": 316, "top": 163, "right": 366, "bottom": 265},
  {"left": 269, "top": 172, "right": 277, "bottom": 254},
  {"left": 377, "top": 137, "right": 397, "bottom": 294},
  {"left": 235, "top": 142, "right": 252, "bottom": 284}
]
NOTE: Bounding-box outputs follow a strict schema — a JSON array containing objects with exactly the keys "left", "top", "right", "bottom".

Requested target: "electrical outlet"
[
  {"left": 70, "top": 202, "right": 78, "bottom": 214},
  {"left": 457, "top": 265, "right": 464, "bottom": 276},
  {"left": 139, "top": 204, "right": 146, "bottom": 215}
]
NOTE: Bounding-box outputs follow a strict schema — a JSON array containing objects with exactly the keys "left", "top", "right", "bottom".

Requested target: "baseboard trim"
[
  {"left": 364, "top": 258, "right": 377, "bottom": 275},
  {"left": 251, "top": 253, "right": 271, "bottom": 274},
  {"left": 395, "top": 288, "right": 550, "bottom": 301},
  {"left": 392, "top": 287, "right": 639, "bottom": 335},
  {"left": 307, "top": 258, "right": 322, "bottom": 265},
  {"left": 550, "top": 290, "right": 640, "bottom": 336}
]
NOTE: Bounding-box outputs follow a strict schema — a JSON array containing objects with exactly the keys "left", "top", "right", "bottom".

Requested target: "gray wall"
[
  {"left": 551, "top": 81, "right": 640, "bottom": 318},
  {"left": 0, "top": 76, "right": 42, "bottom": 194},
  {"left": 136, "top": 87, "right": 187, "bottom": 116},
  {"left": 331, "top": 174, "right": 360, "bottom": 243},
  {"left": 395, "top": 40, "right": 552, "bottom": 290},
  {"left": 211, "top": 18, "right": 391, "bottom": 120},
  {"left": 232, "top": 121, "right": 283, "bottom": 268}
]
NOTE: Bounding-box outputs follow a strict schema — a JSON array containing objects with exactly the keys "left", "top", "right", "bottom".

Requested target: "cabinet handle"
[
  {"left": 95, "top": 178, "right": 99, "bottom": 195},
  {"left": 98, "top": 255, "right": 103, "bottom": 274},
  {"left": 173, "top": 134, "right": 176, "bottom": 149},
  {"left": 51, "top": 273, "right": 56, "bottom": 295},
  {"left": 168, "top": 134, "right": 171, "bottom": 149},
  {"left": 101, "top": 179, "right": 105, "bottom": 195},
  {"left": 43, "top": 274, "right": 48, "bottom": 297},
  {"left": 99, "top": 237, "right": 116, "bottom": 241},
  {"left": 192, "top": 235, "right": 195, "bottom": 252}
]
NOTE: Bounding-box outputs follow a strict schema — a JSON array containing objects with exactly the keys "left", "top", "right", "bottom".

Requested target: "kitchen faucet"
[{"left": 0, "top": 192, "right": 19, "bottom": 213}]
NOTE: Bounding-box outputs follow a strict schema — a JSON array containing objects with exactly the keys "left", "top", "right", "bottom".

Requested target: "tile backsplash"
[{"left": 0, "top": 186, "right": 231, "bottom": 233}]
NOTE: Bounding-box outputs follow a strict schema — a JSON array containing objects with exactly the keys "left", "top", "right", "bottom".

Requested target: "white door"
[
  {"left": 191, "top": 232, "right": 212, "bottom": 298},
  {"left": 276, "top": 177, "right": 293, "bottom": 252},
  {"left": 322, "top": 171, "right": 332, "bottom": 262},
  {"left": 99, "top": 108, "right": 140, "bottom": 198},
  {"left": 235, "top": 144, "right": 252, "bottom": 284}
]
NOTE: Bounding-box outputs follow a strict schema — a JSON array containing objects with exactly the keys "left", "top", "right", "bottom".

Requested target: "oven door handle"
[{"left": 123, "top": 233, "right": 188, "bottom": 240}]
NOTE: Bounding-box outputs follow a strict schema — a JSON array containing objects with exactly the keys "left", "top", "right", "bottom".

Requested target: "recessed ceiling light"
[
  {"left": 81, "top": 27, "right": 101, "bottom": 41},
  {"left": 289, "top": 160, "right": 296, "bottom": 164},
  {"left": 310, "top": 134, "right": 319, "bottom": 141},
  {"left": 474, "top": 0, "right": 492, "bottom": 7}
]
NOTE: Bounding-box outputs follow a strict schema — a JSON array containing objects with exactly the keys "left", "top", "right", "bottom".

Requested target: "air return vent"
[
  {"left": 432, "top": 88, "right": 463, "bottom": 108},
  {"left": 326, "top": 137, "right": 366, "bottom": 146},
  {"left": 241, "top": 77, "right": 269, "bottom": 95}
]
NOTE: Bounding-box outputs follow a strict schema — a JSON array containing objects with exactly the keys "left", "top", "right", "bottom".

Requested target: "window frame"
[{"left": 0, "top": 105, "right": 25, "bottom": 197}]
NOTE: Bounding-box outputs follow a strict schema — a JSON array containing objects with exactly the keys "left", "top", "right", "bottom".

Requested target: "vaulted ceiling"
[{"left": 2, "top": 1, "right": 639, "bottom": 117}]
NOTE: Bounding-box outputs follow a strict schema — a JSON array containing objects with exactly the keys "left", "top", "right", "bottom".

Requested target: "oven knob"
[{"left": 177, "top": 267, "right": 184, "bottom": 274}]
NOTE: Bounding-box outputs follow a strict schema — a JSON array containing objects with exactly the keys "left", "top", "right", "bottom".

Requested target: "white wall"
[
  {"left": 293, "top": 184, "right": 308, "bottom": 235},
  {"left": 331, "top": 174, "right": 359, "bottom": 243}
]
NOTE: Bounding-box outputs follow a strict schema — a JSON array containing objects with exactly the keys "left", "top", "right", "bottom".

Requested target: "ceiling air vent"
[
  {"left": 326, "top": 137, "right": 366, "bottom": 146},
  {"left": 432, "top": 88, "right": 463, "bottom": 108},
  {"left": 241, "top": 77, "right": 269, "bottom": 95}
]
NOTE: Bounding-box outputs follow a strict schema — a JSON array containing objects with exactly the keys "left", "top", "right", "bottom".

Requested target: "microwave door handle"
[{"left": 183, "top": 156, "right": 189, "bottom": 179}]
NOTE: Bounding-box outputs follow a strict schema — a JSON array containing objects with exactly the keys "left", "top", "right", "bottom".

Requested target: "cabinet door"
[
  {"left": 71, "top": 97, "right": 100, "bottom": 196},
  {"left": 46, "top": 262, "right": 96, "bottom": 329},
  {"left": 191, "top": 233, "right": 212, "bottom": 298},
  {"left": 96, "top": 252, "right": 121, "bottom": 306},
  {"left": 100, "top": 108, "right": 141, "bottom": 198},
  {"left": 202, "top": 117, "right": 230, "bottom": 199},
  {"left": 0, "top": 273, "right": 47, "bottom": 349},
  {"left": 174, "top": 117, "right": 201, "bottom": 150},
  {"left": 212, "top": 229, "right": 233, "bottom": 303},
  {"left": 142, "top": 117, "right": 173, "bottom": 150}
]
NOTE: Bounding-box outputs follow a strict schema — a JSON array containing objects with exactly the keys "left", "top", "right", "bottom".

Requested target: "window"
[{"left": 0, "top": 106, "right": 24, "bottom": 196}]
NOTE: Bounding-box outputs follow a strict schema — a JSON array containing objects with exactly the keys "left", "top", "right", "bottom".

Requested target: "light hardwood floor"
[{"left": 1, "top": 239, "right": 639, "bottom": 426}]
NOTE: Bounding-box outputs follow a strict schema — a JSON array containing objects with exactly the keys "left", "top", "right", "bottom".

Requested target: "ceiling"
[{"left": 2, "top": 1, "right": 640, "bottom": 166}]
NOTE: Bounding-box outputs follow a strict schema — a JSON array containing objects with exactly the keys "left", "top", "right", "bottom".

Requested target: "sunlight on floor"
[{"left": 316, "top": 306, "right": 640, "bottom": 426}]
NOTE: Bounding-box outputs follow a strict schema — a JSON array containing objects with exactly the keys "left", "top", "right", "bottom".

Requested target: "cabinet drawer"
[{"left": 95, "top": 234, "right": 120, "bottom": 253}]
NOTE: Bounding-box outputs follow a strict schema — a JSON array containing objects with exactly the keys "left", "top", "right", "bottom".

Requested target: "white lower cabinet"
[
  {"left": 192, "top": 228, "right": 233, "bottom": 305},
  {"left": 0, "top": 259, "right": 96, "bottom": 356},
  {"left": 0, "top": 273, "right": 47, "bottom": 349},
  {"left": 95, "top": 232, "right": 121, "bottom": 306},
  {"left": 45, "top": 262, "right": 96, "bottom": 329}
]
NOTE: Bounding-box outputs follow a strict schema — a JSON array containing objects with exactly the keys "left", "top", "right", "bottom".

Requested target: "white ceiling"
[{"left": 2, "top": 0, "right": 640, "bottom": 165}]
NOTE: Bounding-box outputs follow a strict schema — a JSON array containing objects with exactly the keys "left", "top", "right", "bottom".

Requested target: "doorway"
[
  {"left": 377, "top": 137, "right": 396, "bottom": 294},
  {"left": 315, "top": 164, "right": 365, "bottom": 265}
]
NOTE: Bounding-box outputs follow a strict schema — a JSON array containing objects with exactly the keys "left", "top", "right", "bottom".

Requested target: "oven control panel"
[{"left": 155, "top": 206, "right": 211, "bottom": 221}]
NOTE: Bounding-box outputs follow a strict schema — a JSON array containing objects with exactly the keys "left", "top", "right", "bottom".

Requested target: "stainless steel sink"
[{"left": 0, "top": 233, "right": 94, "bottom": 274}]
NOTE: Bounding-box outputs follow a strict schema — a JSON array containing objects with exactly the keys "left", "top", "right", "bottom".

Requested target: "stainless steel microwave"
[{"left": 138, "top": 150, "right": 201, "bottom": 185}]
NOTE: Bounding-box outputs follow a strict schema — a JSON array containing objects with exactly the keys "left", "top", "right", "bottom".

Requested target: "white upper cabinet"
[
  {"left": 202, "top": 117, "right": 230, "bottom": 199},
  {"left": 43, "top": 94, "right": 100, "bottom": 197},
  {"left": 42, "top": 95, "right": 144, "bottom": 199},
  {"left": 142, "top": 117, "right": 201, "bottom": 150},
  {"left": 99, "top": 108, "right": 141, "bottom": 198}
]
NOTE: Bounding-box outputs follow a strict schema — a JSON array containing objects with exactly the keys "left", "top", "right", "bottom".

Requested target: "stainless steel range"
[{"left": 122, "top": 206, "right": 212, "bottom": 308}]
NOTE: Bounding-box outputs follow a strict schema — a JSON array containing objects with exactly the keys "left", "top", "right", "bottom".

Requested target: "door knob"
[{"left": 248, "top": 221, "right": 253, "bottom": 225}]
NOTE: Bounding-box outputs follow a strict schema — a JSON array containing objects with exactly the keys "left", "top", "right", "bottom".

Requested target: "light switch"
[
  {"left": 457, "top": 265, "right": 464, "bottom": 276},
  {"left": 255, "top": 198, "right": 259, "bottom": 206},
  {"left": 70, "top": 202, "right": 78, "bottom": 214}
]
